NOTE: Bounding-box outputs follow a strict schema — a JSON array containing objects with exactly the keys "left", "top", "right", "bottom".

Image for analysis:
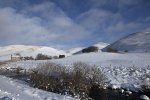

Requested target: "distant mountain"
[
  {"left": 68, "top": 42, "right": 109, "bottom": 55},
  {"left": 0, "top": 42, "right": 109, "bottom": 61},
  {"left": 103, "top": 32, "right": 150, "bottom": 53},
  {"left": 0, "top": 45, "right": 66, "bottom": 60},
  {"left": 93, "top": 42, "right": 109, "bottom": 50},
  {"left": 66, "top": 47, "right": 84, "bottom": 55}
]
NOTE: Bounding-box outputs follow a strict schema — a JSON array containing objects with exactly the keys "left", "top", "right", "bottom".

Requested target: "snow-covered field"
[
  {"left": 0, "top": 75, "right": 76, "bottom": 100},
  {"left": 1, "top": 52, "right": 150, "bottom": 91}
]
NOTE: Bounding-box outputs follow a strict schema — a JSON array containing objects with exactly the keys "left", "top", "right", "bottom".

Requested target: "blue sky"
[{"left": 0, "top": 0, "right": 150, "bottom": 49}]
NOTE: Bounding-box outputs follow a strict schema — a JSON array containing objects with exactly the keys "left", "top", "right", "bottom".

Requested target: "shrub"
[
  {"left": 16, "top": 67, "right": 22, "bottom": 75},
  {"left": 82, "top": 46, "right": 98, "bottom": 53},
  {"left": 59, "top": 55, "right": 65, "bottom": 58},
  {"left": 34, "top": 62, "right": 67, "bottom": 76},
  {"left": 29, "top": 62, "right": 107, "bottom": 99},
  {"left": 124, "top": 50, "right": 128, "bottom": 52},
  {"left": 141, "top": 72, "right": 150, "bottom": 97},
  {"left": 15, "top": 53, "right": 21, "bottom": 56},
  {"left": 70, "top": 62, "right": 107, "bottom": 99},
  {"left": 53, "top": 56, "right": 58, "bottom": 59},
  {"left": 72, "top": 62, "right": 106, "bottom": 87},
  {"left": 106, "top": 47, "right": 118, "bottom": 53},
  {"left": 35, "top": 53, "right": 52, "bottom": 60},
  {"left": 24, "top": 56, "right": 34, "bottom": 60}
]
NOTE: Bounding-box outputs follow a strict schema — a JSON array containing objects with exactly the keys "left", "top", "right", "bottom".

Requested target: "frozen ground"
[
  {"left": 0, "top": 75, "right": 76, "bottom": 100},
  {"left": 1, "top": 52, "right": 150, "bottom": 91}
]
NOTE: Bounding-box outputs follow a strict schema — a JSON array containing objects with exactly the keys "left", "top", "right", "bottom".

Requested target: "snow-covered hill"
[
  {"left": 0, "top": 45, "right": 66, "bottom": 61},
  {"left": 0, "top": 42, "right": 109, "bottom": 60},
  {"left": 66, "top": 47, "right": 84, "bottom": 55},
  {"left": 93, "top": 42, "right": 109, "bottom": 50},
  {"left": 103, "top": 32, "right": 150, "bottom": 52},
  {"left": 67, "top": 42, "right": 109, "bottom": 55}
]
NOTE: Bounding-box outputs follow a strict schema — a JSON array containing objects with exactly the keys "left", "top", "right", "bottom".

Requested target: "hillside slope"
[
  {"left": 93, "top": 42, "right": 109, "bottom": 50},
  {"left": 0, "top": 45, "right": 66, "bottom": 60},
  {"left": 68, "top": 42, "right": 109, "bottom": 55},
  {"left": 66, "top": 47, "right": 84, "bottom": 55},
  {"left": 103, "top": 32, "right": 150, "bottom": 52}
]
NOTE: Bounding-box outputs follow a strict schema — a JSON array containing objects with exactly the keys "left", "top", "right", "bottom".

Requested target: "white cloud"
[
  {"left": 0, "top": 2, "right": 90, "bottom": 48},
  {"left": 77, "top": 9, "right": 113, "bottom": 32},
  {"left": 106, "top": 22, "right": 141, "bottom": 33},
  {"left": 0, "top": 0, "right": 149, "bottom": 48},
  {"left": 23, "top": 2, "right": 90, "bottom": 41},
  {"left": 0, "top": 7, "right": 58, "bottom": 44},
  {"left": 76, "top": 8, "right": 149, "bottom": 42}
]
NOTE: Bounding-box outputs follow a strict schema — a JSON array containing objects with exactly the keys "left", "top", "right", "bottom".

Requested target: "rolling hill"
[
  {"left": 0, "top": 45, "right": 66, "bottom": 61},
  {"left": 103, "top": 32, "right": 150, "bottom": 53},
  {"left": 67, "top": 42, "right": 109, "bottom": 55}
]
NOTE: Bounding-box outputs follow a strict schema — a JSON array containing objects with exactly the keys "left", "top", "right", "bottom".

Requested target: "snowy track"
[{"left": 0, "top": 75, "right": 76, "bottom": 100}]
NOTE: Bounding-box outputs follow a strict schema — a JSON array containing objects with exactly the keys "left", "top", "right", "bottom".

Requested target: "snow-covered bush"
[
  {"left": 106, "top": 47, "right": 118, "bottom": 53},
  {"left": 72, "top": 62, "right": 106, "bottom": 87},
  {"left": 29, "top": 62, "right": 107, "bottom": 99},
  {"left": 34, "top": 62, "right": 67, "bottom": 76},
  {"left": 35, "top": 53, "right": 52, "bottom": 60},
  {"left": 59, "top": 55, "right": 65, "bottom": 58},
  {"left": 82, "top": 46, "right": 98, "bottom": 53},
  {"left": 141, "top": 72, "right": 150, "bottom": 97},
  {"left": 15, "top": 67, "right": 24, "bottom": 75},
  {"left": 29, "top": 62, "right": 67, "bottom": 90},
  {"left": 70, "top": 62, "right": 107, "bottom": 99},
  {"left": 124, "top": 50, "right": 128, "bottom": 52}
]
